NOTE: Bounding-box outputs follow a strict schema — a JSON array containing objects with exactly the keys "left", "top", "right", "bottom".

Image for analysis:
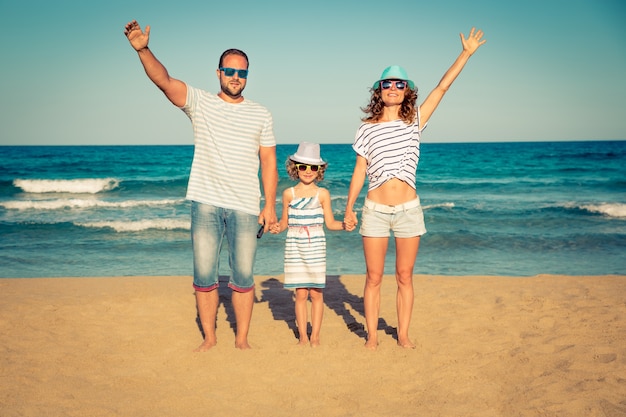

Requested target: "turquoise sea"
[{"left": 1, "top": 141, "right": 625, "bottom": 278}]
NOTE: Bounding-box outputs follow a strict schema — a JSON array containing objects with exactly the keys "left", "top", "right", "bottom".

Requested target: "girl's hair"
[
  {"left": 361, "top": 86, "right": 418, "bottom": 124},
  {"left": 285, "top": 158, "right": 327, "bottom": 182}
]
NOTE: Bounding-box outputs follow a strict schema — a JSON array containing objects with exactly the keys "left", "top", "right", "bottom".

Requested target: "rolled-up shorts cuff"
[
  {"left": 193, "top": 283, "right": 220, "bottom": 292},
  {"left": 228, "top": 282, "right": 255, "bottom": 293}
]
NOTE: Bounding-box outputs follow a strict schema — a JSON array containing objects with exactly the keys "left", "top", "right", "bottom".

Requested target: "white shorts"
[{"left": 359, "top": 197, "right": 427, "bottom": 238}]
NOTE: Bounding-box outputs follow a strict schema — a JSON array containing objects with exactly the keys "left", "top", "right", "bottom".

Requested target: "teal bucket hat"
[{"left": 372, "top": 65, "right": 415, "bottom": 90}]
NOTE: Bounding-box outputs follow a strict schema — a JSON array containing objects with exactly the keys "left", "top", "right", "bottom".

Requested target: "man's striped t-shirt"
[{"left": 181, "top": 85, "right": 275, "bottom": 215}]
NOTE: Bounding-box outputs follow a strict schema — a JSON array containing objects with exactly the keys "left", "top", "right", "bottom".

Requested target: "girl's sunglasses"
[
  {"left": 295, "top": 164, "right": 320, "bottom": 172},
  {"left": 381, "top": 80, "right": 407, "bottom": 90},
  {"left": 219, "top": 67, "right": 249, "bottom": 79}
]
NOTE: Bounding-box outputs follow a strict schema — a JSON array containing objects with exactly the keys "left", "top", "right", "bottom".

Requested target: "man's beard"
[{"left": 221, "top": 81, "right": 244, "bottom": 99}]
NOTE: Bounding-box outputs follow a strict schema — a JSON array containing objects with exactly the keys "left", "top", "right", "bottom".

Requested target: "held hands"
[
  {"left": 124, "top": 20, "right": 150, "bottom": 51},
  {"left": 460, "top": 27, "right": 486, "bottom": 56},
  {"left": 270, "top": 214, "right": 357, "bottom": 234},
  {"left": 259, "top": 207, "right": 278, "bottom": 234},
  {"left": 343, "top": 210, "right": 358, "bottom": 232}
]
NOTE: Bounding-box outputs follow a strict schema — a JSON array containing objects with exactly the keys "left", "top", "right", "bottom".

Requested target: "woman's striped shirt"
[{"left": 352, "top": 112, "right": 425, "bottom": 191}]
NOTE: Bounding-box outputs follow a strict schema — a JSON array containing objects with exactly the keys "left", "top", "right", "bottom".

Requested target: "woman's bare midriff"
[{"left": 366, "top": 178, "right": 417, "bottom": 206}]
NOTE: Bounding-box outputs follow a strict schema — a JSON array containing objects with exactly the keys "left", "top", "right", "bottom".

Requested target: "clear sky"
[{"left": 1, "top": 0, "right": 624, "bottom": 145}]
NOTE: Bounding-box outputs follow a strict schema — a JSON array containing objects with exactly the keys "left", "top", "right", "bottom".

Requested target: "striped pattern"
[
  {"left": 352, "top": 112, "right": 425, "bottom": 192},
  {"left": 182, "top": 85, "right": 275, "bottom": 215},
  {"left": 284, "top": 189, "right": 326, "bottom": 289}
]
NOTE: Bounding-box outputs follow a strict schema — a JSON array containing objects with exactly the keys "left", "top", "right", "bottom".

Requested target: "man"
[{"left": 124, "top": 20, "right": 278, "bottom": 350}]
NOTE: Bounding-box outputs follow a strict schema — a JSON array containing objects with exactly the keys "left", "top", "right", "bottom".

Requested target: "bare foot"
[
  {"left": 397, "top": 339, "right": 416, "bottom": 349},
  {"left": 194, "top": 338, "right": 217, "bottom": 352},
  {"left": 364, "top": 338, "right": 378, "bottom": 351},
  {"left": 235, "top": 339, "right": 251, "bottom": 349},
  {"left": 296, "top": 339, "right": 309, "bottom": 347},
  {"left": 310, "top": 338, "right": 320, "bottom": 348}
]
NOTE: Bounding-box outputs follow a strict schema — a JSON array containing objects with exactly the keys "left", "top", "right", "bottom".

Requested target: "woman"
[{"left": 344, "top": 28, "right": 486, "bottom": 350}]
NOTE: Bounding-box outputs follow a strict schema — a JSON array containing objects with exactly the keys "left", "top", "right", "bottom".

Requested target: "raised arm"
[
  {"left": 419, "top": 27, "right": 486, "bottom": 125},
  {"left": 124, "top": 20, "right": 187, "bottom": 107}
]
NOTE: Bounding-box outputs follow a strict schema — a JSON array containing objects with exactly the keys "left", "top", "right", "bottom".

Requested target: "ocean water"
[{"left": 1, "top": 141, "right": 625, "bottom": 278}]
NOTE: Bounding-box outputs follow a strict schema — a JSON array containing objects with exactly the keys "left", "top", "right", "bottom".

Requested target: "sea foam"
[
  {"left": 0, "top": 198, "right": 184, "bottom": 211},
  {"left": 13, "top": 178, "right": 120, "bottom": 194},
  {"left": 76, "top": 219, "right": 190, "bottom": 232},
  {"left": 577, "top": 203, "right": 626, "bottom": 218}
]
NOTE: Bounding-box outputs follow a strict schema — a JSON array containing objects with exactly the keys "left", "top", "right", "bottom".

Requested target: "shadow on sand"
[{"left": 194, "top": 275, "right": 397, "bottom": 343}]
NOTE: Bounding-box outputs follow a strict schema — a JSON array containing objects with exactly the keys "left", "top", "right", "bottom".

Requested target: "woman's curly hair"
[
  {"left": 361, "top": 85, "right": 418, "bottom": 124},
  {"left": 285, "top": 158, "right": 327, "bottom": 182}
]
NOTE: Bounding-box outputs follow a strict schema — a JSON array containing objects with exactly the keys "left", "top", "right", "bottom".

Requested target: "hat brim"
[{"left": 289, "top": 154, "right": 326, "bottom": 165}]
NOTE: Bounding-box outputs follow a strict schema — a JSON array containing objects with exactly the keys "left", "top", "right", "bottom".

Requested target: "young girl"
[{"left": 270, "top": 142, "right": 344, "bottom": 347}]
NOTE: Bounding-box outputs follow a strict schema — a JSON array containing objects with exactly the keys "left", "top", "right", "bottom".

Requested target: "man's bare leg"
[
  {"left": 194, "top": 290, "right": 219, "bottom": 352},
  {"left": 231, "top": 289, "right": 254, "bottom": 349}
]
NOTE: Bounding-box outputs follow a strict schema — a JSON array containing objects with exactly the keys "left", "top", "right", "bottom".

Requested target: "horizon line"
[{"left": 1, "top": 138, "right": 625, "bottom": 147}]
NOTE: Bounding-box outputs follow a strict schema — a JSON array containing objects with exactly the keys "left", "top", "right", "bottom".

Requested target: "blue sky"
[{"left": 1, "top": 0, "right": 624, "bottom": 145}]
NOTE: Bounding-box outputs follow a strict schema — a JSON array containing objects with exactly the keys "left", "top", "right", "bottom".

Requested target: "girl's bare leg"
[
  {"left": 294, "top": 288, "right": 310, "bottom": 345},
  {"left": 309, "top": 288, "right": 324, "bottom": 347}
]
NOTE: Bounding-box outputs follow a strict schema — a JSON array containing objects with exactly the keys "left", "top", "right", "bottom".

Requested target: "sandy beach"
[{"left": 1, "top": 274, "right": 625, "bottom": 417}]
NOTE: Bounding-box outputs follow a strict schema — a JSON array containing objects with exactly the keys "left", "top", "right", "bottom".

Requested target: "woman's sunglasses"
[
  {"left": 381, "top": 80, "right": 407, "bottom": 90},
  {"left": 219, "top": 67, "right": 249, "bottom": 79},
  {"left": 295, "top": 164, "right": 320, "bottom": 172}
]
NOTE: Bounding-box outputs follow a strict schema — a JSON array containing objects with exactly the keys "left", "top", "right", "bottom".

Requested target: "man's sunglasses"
[
  {"left": 295, "top": 164, "right": 320, "bottom": 172},
  {"left": 219, "top": 67, "right": 249, "bottom": 79},
  {"left": 381, "top": 80, "right": 407, "bottom": 90}
]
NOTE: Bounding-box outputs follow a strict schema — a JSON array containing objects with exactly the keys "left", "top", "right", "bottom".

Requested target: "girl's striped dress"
[{"left": 284, "top": 187, "right": 326, "bottom": 289}]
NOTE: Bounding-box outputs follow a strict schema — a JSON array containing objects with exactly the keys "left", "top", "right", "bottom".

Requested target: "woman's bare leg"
[
  {"left": 395, "top": 236, "right": 420, "bottom": 348},
  {"left": 362, "top": 236, "right": 388, "bottom": 350}
]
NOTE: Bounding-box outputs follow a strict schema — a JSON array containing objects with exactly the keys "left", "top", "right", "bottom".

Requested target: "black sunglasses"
[
  {"left": 381, "top": 80, "right": 407, "bottom": 90},
  {"left": 219, "top": 67, "right": 248, "bottom": 79},
  {"left": 295, "top": 164, "right": 320, "bottom": 172}
]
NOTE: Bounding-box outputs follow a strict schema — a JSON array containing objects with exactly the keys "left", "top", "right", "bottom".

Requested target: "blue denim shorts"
[
  {"left": 359, "top": 197, "right": 427, "bottom": 238},
  {"left": 191, "top": 201, "right": 258, "bottom": 292}
]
